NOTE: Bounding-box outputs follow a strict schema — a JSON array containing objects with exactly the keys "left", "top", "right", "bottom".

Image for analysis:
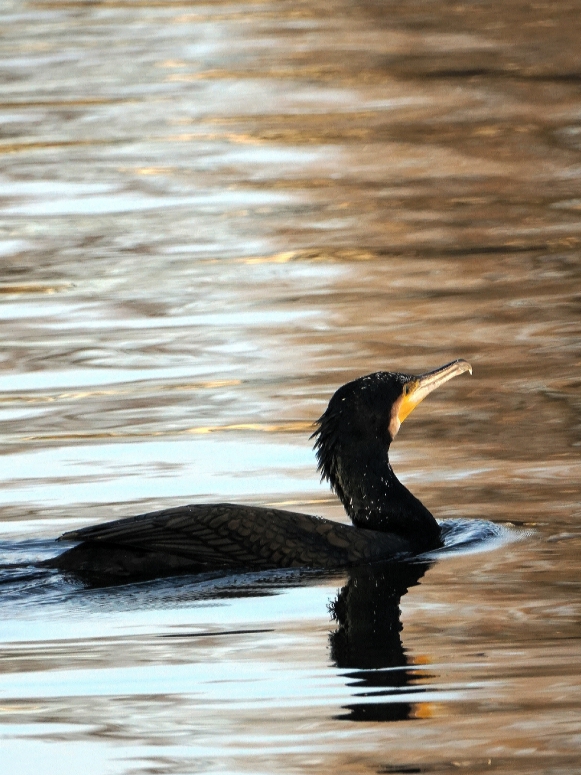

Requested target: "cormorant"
[{"left": 49, "top": 359, "right": 471, "bottom": 581}]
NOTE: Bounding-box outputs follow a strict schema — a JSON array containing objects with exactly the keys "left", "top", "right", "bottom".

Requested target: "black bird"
[{"left": 49, "top": 360, "right": 471, "bottom": 581}]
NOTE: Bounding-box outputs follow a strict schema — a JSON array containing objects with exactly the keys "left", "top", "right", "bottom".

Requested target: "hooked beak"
[{"left": 397, "top": 359, "right": 472, "bottom": 425}]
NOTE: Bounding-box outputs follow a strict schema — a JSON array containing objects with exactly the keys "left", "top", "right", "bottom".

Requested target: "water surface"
[{"left": 1, "top": 1, "right": 581, "bottom": 774}]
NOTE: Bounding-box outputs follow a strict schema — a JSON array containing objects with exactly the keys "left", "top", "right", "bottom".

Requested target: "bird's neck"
[{"left": 337, "top": 444, "right": 441, "bottom": 551}]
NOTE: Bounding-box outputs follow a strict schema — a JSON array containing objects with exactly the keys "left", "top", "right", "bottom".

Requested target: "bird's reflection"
[
  {"left": 7, "top": 539, "right": 435, "bottom": 724},
  {"left": 329, "top": 560, "right": 432, "bottom": 722}
]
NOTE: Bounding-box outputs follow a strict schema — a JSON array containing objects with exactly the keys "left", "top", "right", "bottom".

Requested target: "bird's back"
[{"left": 50, "top": 503, "right": 414, "bottom": 581}]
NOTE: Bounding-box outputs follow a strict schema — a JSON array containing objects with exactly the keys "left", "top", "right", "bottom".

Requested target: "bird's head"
[{"left": 312, "top": 360, "right": 472, "bottom": 509}]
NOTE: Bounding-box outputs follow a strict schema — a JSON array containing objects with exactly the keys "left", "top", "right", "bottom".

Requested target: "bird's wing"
[{"left": 59, "top": 503, "right": 381, "bottom": 570}]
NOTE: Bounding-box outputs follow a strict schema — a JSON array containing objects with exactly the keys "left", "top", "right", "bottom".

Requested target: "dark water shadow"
[
  {"left": 330, "top": 560, "right": 431, "bottom": 722},
  {"left": 327, "top": 519, "right": 520, "bottom": 723}
]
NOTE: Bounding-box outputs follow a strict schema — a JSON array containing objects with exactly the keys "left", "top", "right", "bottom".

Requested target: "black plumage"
[{"left": 49, "top": 360, "right": 471, "bottom": 582}]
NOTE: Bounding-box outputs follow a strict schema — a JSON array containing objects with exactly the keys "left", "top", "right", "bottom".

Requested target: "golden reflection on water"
[{"left": 1, "top": 0, "right": 581, "bottom": 773}]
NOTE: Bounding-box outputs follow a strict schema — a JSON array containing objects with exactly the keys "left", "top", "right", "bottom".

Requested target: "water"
[{"left": 1, "top": 1, "right": 581, "bottom": 773}]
